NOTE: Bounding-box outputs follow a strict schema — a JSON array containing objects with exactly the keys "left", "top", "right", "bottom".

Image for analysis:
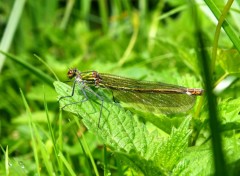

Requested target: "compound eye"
[{"left": 67, "top": 69, "right": 76, "bottom": 79}]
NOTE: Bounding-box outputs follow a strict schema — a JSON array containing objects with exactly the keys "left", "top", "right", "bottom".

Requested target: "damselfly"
[{"left": 59, "top": 68, "right": 203, "bottom": 119}]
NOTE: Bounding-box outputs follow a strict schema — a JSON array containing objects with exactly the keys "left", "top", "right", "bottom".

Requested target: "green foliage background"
[{"left": 0, "top": 0, "right": 240, "bottom": 175}]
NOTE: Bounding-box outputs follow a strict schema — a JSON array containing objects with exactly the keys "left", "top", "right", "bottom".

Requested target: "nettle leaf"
[
  {"left": 219, "top": 98, "right": 240, "bottom": 131},
  {"left": 54, "top": 81, "right": 193, "bottom": 174},
  {"left": 172, "top": 146, "right": 213, "bottom": 175},
  {"left": 153, "top": 117, "right": 192, "bottom": 171},
  {"left": 219, "top": 98, "right": 240, "bottom": 121},
  {"left": 115, "top": 152, "right": 166, "bottom": 176},
  {"left": 224, "top": 137, "right": 240, "bottom": 165},
  {"left": 218, "top": 49, "right": 240, "bottom": 75},
  {"left": 54, "top": 81, "right": 161, "bottom": 153}
]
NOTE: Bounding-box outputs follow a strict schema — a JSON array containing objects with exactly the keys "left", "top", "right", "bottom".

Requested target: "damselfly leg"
[{"left": 59, "top": 80, "right": 105, "bottom": 127}]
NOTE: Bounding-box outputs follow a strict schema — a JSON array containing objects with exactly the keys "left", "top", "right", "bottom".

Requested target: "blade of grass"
[
  {"left": 44, "top": 91, "right": 64, "bottom": 174},
  {"left": 20, "top": 89, "right": 41, "bottom": 175},
  {"left": 118, "top": 11, "right": 139, "bottom": 66},
  {"left": 74, "top": 128, "right": 94, "bottom": 176},
  {"left": 35, "top": 124, "right": 54, "bottom": 175},
  {"left": 0, "top": 51, "right": 55, "bottom": 87},
  {"left": 73, "top": 116, "right": 99, "bottom": 176},
  {"left": 98, "top": 0, "right": 108, "bottom": 33},
  {"left": 211, "top": 0, "right": 234, "bottom": 73},
  {"left": 203, "top": 0, "right": 240, "bottom": 52},
  {"left": 58, "top": 110, "right": 64, "bottom": 174},
  {"left": 1, "top": 146, "right": 26, "bottom": 176},
  {"left": 158, "top": 5, "right": 187, "bottom": 21},
  {"left": 58, "top": 152, "right": 76, "bottom": 176},
  {"left": 80, "top": 0, "right": 91, "bottom": 20},
  {"left": 103, "top": 145, "right": 110, "bottom": 176},
  {"left": 5, "top": 146, "right": 9, "bottom": 176},
  {"left": 0, "top": 0, "right": 26, "bottom": 72},
  {"left": 34, "top": 54, "right": 59, "bottom": 81},
  {"left": 60, "top": 0, "right": 75, "bottom": 30},
  {"left": 191, "top": 1, "right": 227, "bottom": 175}
]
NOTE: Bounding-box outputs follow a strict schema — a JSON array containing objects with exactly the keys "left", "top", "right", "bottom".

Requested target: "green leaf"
[
  {"left": 54, "top": 81, "right": 195, "bottom": 174},
  {"left": 153, "top": 117, "right": 192, "bottom": 170},
  {"left": 54, "top": 81, "right": 166, "bottom": 174},
  {"left": 115, "top": 152, "right": 166, "bottom": 176},
  {"left": 54, "top": 81, "right": 158, "bottom": 155},
  {"left": 219, "top": 98, "right": 240, "bottom": 131},
  {"left": 218, "top": 49, "right": 240, "bottom": 75},
  {"left": 172, "top": 146, "right": 213, "bottom": 175}
]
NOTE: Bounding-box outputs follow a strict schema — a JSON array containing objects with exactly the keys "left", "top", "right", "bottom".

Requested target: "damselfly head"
[{"left": 67, "top": 68, "right": 78, "bottom": 79}]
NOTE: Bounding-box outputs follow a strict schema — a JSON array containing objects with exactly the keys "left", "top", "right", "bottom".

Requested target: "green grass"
[{"left": 1, "top": 0, "right": 240, "bottom": 175}]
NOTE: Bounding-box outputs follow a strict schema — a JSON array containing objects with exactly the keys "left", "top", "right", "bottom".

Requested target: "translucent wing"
[
  {"left": 99, "top": 73, "right": 197, "bottom": 114},
  {"left": 112, "top": 90, "right": 195, "bottom": 114}
]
